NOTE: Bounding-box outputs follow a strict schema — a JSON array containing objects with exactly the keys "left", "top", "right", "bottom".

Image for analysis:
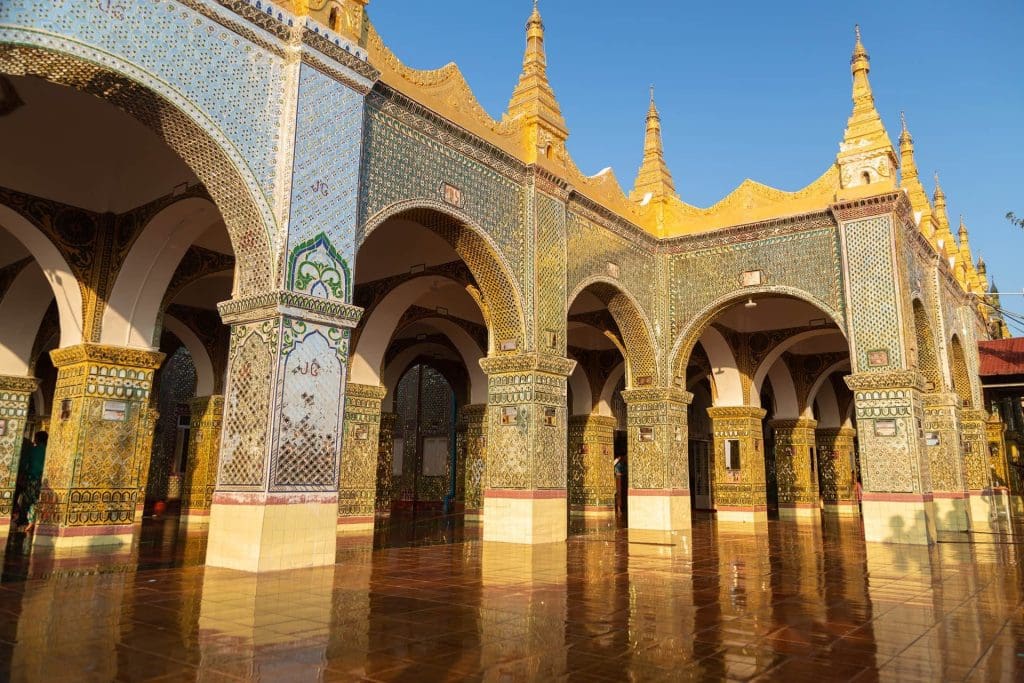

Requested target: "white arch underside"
[
  {"left": 0, "top": 263, "right": 54, "bottom": 376},
  {"left": 568, "top": 358, "right": 594, "bottom": 416}
]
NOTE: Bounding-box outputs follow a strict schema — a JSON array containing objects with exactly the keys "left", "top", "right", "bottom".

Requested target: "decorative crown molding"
[{"left": 218, "top": 290, "right": 364, "bottom": 328}]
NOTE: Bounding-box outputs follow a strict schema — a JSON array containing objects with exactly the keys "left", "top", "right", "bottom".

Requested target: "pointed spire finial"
[
  {"left": 631, "top": 86, "right": 676, "bottom": 203},
  {"left": 649, "top": 83, "right": 655, "bottom": 104},
  {"left": 933, "top": 171, "right": 945, "bottom": 200}
]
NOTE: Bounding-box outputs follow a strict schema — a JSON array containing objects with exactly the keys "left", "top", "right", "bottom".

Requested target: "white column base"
[
  {"left": 861, "top": 497, "right": 936, "bottom": 545},
  {"left": 482, "top": 491, "right": 567, "bottom": 544},
  {"left": 778, "top": 504, "right": 821, "bottom": 520},
  {"left": 627, "top": 491, "right": 691, "bottom": 532},
  {"left": 968, "top": 490, "right": 1013, "bottom": 533},
  {"left": 932, "top": 494, "right": 971, "bottom": 532},
  {"left": 206, "top": 493, "right": 337, "bottom": 572}
]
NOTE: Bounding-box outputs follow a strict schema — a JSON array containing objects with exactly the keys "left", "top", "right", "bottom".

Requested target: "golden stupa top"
[{"left": 300, "top": 3, "right": 971, "bottom": 288}]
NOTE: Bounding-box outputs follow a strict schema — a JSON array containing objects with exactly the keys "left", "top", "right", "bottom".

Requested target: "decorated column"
[
  {"left": 35, "top": 345, "right": 163, "bottom": 547},
  {"left": 567, "top": 414, "right": 616, "bottom": 517},
  {"left": 845, "top": 371, "right": 935, "bottom": 544},
  {"left": 963, "top": 407, "right": 997, "bottom": 527},
  {"left": 180, "top": 395, "right": 224, "bottom": 526},
  {"left": 985, "top": 414, "right": 1014, "bottom": 512},
  {"left": 815, "top": 426, "right": 858, "bottom": 514},
  {"left": 337, "top": 383, "right": 386, "bottom": 530},
  {"left": 621, "top": 388, "right": 692, "bottom": 531},
  {"left": 771, "top": 418, "right": 820, "bottom": 519},
  {"left": 460, "top": 403, "right": 487, "bottom": 520},
  {"left": 0, "top": 376, "right": 38, "bottom": 534},
  {"left": 922, "top": 393, "right": 969, "bottom": 530},
  {"left": 706, "top": 406, "right": 768, "bottom": 524},
  {"left": 373, "top": 412, "right": 397, "bottom": 517},
  {"left": 479, "top": 353, "right": 573, "bottom": 544},
  {"left": 205, "top": 292, "right": 361, "bottom": 572}
]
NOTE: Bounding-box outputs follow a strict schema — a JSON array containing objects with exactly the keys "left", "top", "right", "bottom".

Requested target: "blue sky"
[{"left": 367, "top": 1, "right": 1024, "bottom": 315}]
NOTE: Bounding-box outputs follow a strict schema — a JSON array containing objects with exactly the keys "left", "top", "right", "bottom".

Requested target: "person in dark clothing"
[{"left": 15, "top": 431, "right": 47, "bottom": 532}]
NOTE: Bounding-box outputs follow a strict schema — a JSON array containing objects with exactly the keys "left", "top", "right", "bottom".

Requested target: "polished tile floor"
[{"left": 0, "top": 512, "right": 1022, "bottom": 682}]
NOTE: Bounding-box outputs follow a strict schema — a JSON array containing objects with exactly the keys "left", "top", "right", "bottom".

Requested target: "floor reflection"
[{"left": 0, "top": 512, "right": 1021, "bottom": 681}]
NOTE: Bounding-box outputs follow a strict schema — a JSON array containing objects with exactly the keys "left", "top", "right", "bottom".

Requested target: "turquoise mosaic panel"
[
  {"left": 1, "top": 0, "right": 287, "bottom": 228},
  {"left": 285, "top": 61, "right": 364, "bottom": 303},
  {"left": 359, "top": 104, "right": 526, "bottom": 284}
]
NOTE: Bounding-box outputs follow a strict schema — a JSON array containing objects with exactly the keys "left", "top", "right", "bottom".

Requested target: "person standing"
[{"left": 15, "top": 431, "right": 47, "bottom": 532}]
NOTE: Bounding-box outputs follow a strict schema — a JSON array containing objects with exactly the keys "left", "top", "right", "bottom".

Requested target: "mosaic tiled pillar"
[
  {"left": 816, "top": 427, "right": 858, "bottom": 515},
  {"left": 337, "top": 383, "right": 386, "bottom": 530},
  {"left": 460, "top": 403, "right": 487, "bottom": 520},
  {"left": 479, "top": 353, "right": 573, "bottom": 544},
  {"left": 206, "top": 292, "right": 362, "bottom": 572},
  {"left": 0, "top": 376, "right": 37, "bottom": 534},
  {"left": 979, "top": 414, "right": 1015, "bottom": 528},
  {"left": 922, "top": 393, "right": 969, "bottom": 531},
  {"left": 962, "top": 408, "right": 1000, "bottom": 528},
  {"left": 706, "top": 406, "right": 768, "bottom": 524},
  {"left": 34, "top": 344, "right": 163, "bottom": 548},
  {"left": 567, "top": 414, "right": 616, "bottom": 517},
  {"left": 1006, "top": 431, "right": 1024, "bottom": 517},
  {"left": 771, "top": 418, "right": 820, "bottom": 519},
  {"left": 621, "top": 388, "right": 693, "bottom": 532},
  {"left": 133, "top": 407, "right": 160, "bottom": 521},
  {"left": 373, "top": 412, "right": 397, "bottom": 517},
  {"left": 845, "top": 372, "right": 936, "bottom": 545},
  {"left": 180, "top": 395, "right": 224, "bottom": 526}
]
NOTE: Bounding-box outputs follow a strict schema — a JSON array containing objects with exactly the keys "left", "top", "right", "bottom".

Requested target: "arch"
[
  {"left": 699, "top": 326, "right": 744, "bottom": 407},
  {"left": 911, "top": 299, "right": 944, "bottom": 391},
  {"left": 385, "top": 317, "right": 486, "bottom": 411},
  {"left": 162, "top": 314, "right": 216, "bottom": 397},
  {"left": 568, "top": 276, "right": 660, "bottom": 386},
  {"left": 812, "top": 375, "right": 843, "bottom": 429},
  {"left": 949, "top": 335, "right": 974, "bottom": 408},
  {"left": 763, "top": 357, "right": 800, "bottom": 418},
  {"left": 0, "top": 262, "right": 55, "bottom": 375},
  {"left": 669, "top": 286, "right": 846, "bottom": 381},
  {"left": 382, "top": 342, "right": 457, "bottom": 412},
  {"left": 0, "top": 45, "right": 275, "bottom": 295},
  {"left": 597, "top": 361, "right": 625, "bottom": 417},
  {"left": 361, "top": 201, "right": 526, "bottom": 351},
  {"left": 101, "top": 197, "right": 221, "bottom": 348},
  {"left": 567, "top": 356, "right": 594, "bottom": 416},
  {"left": 350, "top": 275, "right": 484, "bottom": 387},
  {"left": 0, "top": 204, "right": 83, "bottom": 348},
  {"left": 750, "top": 328, "right": 847, "bottom": 399},
  {"left": 804, "top": 359, "right": 851, "bottom": 416}
]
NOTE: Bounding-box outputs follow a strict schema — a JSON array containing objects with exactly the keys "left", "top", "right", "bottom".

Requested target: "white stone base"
[
  {"left": 569, "top": 506, "right": 615, "bottom": 519},
  {"left": 482, "top": 492, "right": 567, "bottom": 544},
  {"left": 968, "top": 491, "right": 1013, "bottom": 532},
  {"left": 33, "top": 523, "right": 135, "bottom": 549},
  {"left": 932, "top": 495, "right": 970, "bottom": 532},
  {"left": 206, "top": 493, "right": 337, "bottom": 572},
  {"left": 627, "top": 492, "right": 691, "bottom": 531},
  {"left": 861, "top": 498, "right": 936, "bottom": 545},
  {"left": 823, "top": 502, "right": 860, "bottom": 516},
  {"left": 716, "top": 508, "right": 768, "bottom": 524},
  {"left": 778, "top": 504, "right": 820, "bottom": 520}
]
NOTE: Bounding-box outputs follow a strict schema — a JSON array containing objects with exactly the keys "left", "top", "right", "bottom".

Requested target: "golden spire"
[
  {"left": 897, "top": 110, "right": 934, "bottom": 239},
  {"left": 836, "top": 25, "right": 897, "bottom": 198},
  {"left": 957, "top": 215, "right": 982, "bottom": 292},
  {"left": 631, "top": 85, "right": 677, "bottom": 202},
  {"left": 932, "top": 173, "right": 956, "bottom": 261},
  {"left": 506, "top": 0, "right": 568, "bottom": 164}
]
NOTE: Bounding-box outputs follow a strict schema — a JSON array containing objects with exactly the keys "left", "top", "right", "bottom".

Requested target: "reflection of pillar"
[
  {"left": 846, "top": 372, "right": 936, "bottom": 544},
  {"left": 480, "top": 354, "right": 573, "bottom": 544},
  {"left": 621, "top": 388, "right": 692, "bottom": 532},
  {"left": 35, "top": 344, "right": 163, "bottom": 548},
  {"left": 480, "top": 543, "right": 567, "bottom": 676},
  {"left": 706, "top": 406, "right": 767, "bottom": 524},
  {"left": 0, "top": 375, "right": 38, "bottom": 535},
  {"left": 180, "top": 395, "right": 224, "bottom": 525},
  {"left": 206, "top": 295, "right": 360, "bottom": 572},
  {"left": 816, "top": 426, "right": 858, "bottom": 514},
  {"left": 338, "top": 383, "right": 386, "bottom": 530},
  {"left": 771, "top": 418, "right": 819, "bottom": 519},
  {"left": 567, "top": 414, "right": 615, "bottom": 516},
  {"left": 962, "top": 408, "right": 998, "bottom": 528},
  {"left": 922, "top": 393, "right": 969, "bottom": 531},
  {"left": 460, "top": 403, "right": 486, "bottom": 520},
  {"left": 373, "top": 412, "right": 397, "bottom": 516}
]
